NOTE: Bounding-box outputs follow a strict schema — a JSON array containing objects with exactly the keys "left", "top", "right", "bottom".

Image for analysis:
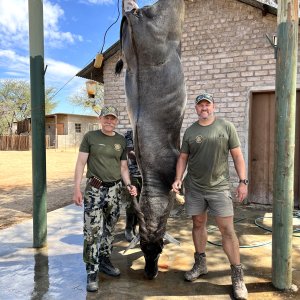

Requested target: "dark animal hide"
[{"left": 117, "top": 0, "right": 186, "bottom": 279}]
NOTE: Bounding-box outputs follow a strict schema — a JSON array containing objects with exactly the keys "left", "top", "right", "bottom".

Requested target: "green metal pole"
[
  {"left": 28, "top": 0, "right": 47, "bottom": 248},
  {"left": 272, "top": 0, "right": 298, "bottom": 289}
]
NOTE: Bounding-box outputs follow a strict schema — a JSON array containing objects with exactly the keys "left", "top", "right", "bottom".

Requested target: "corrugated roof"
[{"left": 46, "top": 113, "right": 99, "bottom": 118}]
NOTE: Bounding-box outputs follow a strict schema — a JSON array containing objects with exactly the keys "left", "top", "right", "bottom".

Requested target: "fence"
[{"left": 0, "top": 135, "right": 50, "bottom": 151}]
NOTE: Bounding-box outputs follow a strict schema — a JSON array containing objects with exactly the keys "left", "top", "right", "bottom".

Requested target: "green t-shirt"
[
  {"left": 181, "top": 118, "right": 240, "bottom": 191},
  {"left": 79, "top": 130, "right": 127, "bottom": 182}
]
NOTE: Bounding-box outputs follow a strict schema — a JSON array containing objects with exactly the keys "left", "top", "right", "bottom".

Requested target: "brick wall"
[
  {"left": 181, "top": 0, "right": 279, "bottom": 146},
  {"left": 102, "top": 0, "right": 300, "bottom": 187},
  {"left": 103, "top": 55, "right": 129, "bottom": 132},
  {"left": 103, "top": 0, "right": 282, "bottom": 136}
]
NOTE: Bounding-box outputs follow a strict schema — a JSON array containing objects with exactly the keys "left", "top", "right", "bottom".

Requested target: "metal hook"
[{"left": 266, "top": 34, "right": 278, "bottom": 59}]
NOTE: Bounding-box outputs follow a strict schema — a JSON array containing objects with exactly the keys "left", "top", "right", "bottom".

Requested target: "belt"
[{"left": 101, "top": 179, "right": 122, "bottom": 187}]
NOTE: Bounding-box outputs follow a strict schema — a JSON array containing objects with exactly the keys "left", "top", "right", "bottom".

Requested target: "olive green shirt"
[
  {"left": 181, "top": 118, "right": 240, "bottom": 191},
  {"left": 79, "top": 130, "right": 127, "bottom": 182}
]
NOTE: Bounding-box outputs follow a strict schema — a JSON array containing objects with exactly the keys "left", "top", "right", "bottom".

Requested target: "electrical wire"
[
  {"left": 48, "top": 0, "right": 121, "bottom": 101},
  {"left": 255, "top": 213, "right": 300, "bottom": 238},
  {"left": 207, "top": 211, "right": 300, "bottom": 248},
  {"left": 100, "top": 0, "right": 121, "bottom": 53},
  {"left": 49, "top": 74, "right": 77, "bottom": 100}
]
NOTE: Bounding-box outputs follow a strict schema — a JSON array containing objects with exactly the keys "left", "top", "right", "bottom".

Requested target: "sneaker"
[
  {"left": 184, "top": 252, "right": 208, "bottom": 281},
  {"left": 231, "top": 264, "right": 248, "bottom": 300},
  {"left": 86, "top": 273, "right": 98, "bottom": 292},
  {"left": 99, "top": 256, "right": 120, "bottom": 277}
]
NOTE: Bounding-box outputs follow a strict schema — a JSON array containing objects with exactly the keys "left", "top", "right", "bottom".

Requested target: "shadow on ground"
[{"left": 0, "top": 204, "right": 299, "bottom": 300}]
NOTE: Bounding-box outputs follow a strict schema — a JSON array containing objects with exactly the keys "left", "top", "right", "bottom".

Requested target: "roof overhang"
[
  {"left": 76, "top": 0, "right": 278, "bottom": 84},
  {"left": 237, "top": 0, "right": 277, "bottom": 16},
  {"left": 76, "top": 42, "right": 120, "bottom": 84}
]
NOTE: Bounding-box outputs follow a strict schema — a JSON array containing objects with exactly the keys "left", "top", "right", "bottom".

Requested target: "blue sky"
[{"left": 0, "top": 0, "right": 155, "bottom": 115}]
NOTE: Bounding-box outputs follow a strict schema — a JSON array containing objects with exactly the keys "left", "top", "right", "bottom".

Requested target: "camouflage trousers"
[{"left": 83, "top": 180, "right": 122, "bottom": 274}]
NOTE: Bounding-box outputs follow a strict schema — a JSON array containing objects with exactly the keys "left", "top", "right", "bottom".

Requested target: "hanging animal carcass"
[{"left": 116, "top": 0, "right": 187, "bottom": 279}]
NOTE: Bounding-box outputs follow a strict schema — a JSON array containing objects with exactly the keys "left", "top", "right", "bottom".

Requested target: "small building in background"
[{"left": 16, "top": 113, "right": 99, "bottom": 149}]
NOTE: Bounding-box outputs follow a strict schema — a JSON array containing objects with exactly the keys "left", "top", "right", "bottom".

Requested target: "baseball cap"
[
  {"left": 100, "top": 106, "right": 119, "bottom": 118},
  {"left": 195, "top": 93, "right": 214, "bottom": 104}
]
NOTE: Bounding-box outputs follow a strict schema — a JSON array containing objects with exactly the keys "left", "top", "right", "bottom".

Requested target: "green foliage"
[
  {"left": 0, "top": 79, "right": 57, "bottom": 135},
  {"left": 69, "top": 82, "right": 104, "bottom": 115}
]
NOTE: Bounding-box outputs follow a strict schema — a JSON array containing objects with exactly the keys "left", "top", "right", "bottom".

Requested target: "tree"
[
  {"left": 0, "top": 79, "right": 57, "bottom": 135},
  {"left": 69, "top": 82, "right": 104, "bottom": 115}
]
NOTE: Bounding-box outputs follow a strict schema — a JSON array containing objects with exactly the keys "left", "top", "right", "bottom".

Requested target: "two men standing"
[{"left": 74, "top": 93, "right": 248, "bottom": 299}]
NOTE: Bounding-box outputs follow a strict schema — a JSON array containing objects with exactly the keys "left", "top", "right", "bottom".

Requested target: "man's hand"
[
  {"left": 172, "top": 179, "right": 182, "bottom": 194},
  {"left": 235, "top": 183, "right": 248, "bottom": 202},
  {"left": 73, "top": 188, "right": 83, "bottom": 206},
  {"left": 127, "top": 184, "right": 138, "bottom": 197},
  {"left": 128, "top": 150, "right": 136, "bottom": 161}
]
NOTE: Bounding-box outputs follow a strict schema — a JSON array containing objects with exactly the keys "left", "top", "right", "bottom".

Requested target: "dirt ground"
[
  {"left": 0, "top": 149, "right": 82, "bottom": 229},
  {"left": 1, "top": 149, "right": 300, "bottom": 299}
]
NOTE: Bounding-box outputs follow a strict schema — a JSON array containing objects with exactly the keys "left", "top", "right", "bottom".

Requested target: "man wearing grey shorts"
[{"left": 172, "top": 93, "right": 248, "bottom": 300}]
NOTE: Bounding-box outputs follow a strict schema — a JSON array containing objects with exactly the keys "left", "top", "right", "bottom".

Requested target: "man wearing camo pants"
[{"left": 73, "top": 106, "right": 137, "bottom": 292}]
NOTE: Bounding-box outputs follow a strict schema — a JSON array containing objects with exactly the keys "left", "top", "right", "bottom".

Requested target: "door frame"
[{"left": 248, "top": 87, "right": 300, "bottom": 208}]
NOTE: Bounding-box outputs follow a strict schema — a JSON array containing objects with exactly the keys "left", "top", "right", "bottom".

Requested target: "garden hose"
[{"left": 207, "top": 210, "right": 300, "bottom": 248}]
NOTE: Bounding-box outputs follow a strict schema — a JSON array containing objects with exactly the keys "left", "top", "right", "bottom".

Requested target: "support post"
[
  {"left": 28, "top": 0, "right": 47, "bottom": 248},
  {"left": 272, "top": 0, "right": 298, "bottom": 289}
]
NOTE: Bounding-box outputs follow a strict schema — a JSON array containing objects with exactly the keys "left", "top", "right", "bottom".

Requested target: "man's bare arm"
[
  {"left": 73, "top": 152, "right": 89, "bottom": 206},
  {"left": 230, "top": 147, "right": 248, "bottom": 202},
  {"left": 172, "top": 152, "right": 189, "bottom": 193}
]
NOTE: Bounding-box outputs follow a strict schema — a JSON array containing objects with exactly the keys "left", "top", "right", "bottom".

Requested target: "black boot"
[
  {"left": 86, "top": 272, "right": 98, "bottom": 292},
  {"left": 125, "top": 212, "right": 136, "bottom": 242},
  {"left": 99, "top": 255, "right": 120, "bottom": 277}
]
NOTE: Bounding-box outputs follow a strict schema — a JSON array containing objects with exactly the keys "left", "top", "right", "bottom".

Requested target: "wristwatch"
[{"left": 239, "top": 179, "right": 249, "bottom": 185}]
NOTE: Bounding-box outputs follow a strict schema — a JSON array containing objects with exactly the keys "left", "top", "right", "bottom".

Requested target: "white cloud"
[
  {"left": 81, "top": 0, "right": 155, "bottom": 6},
  {"left": 80, "top": 0, "right": 113, "bottom": 4},
  {"left": 0, "top": 50, "right": 29, "bottom": 78},
  {"left": 45, "top": 58, "right": 80, "bottom": 83},
  {"left": 0, "top": 48, "right": 82, "bottom": 89},
  {"left": 44, "top": 58, "right": 86, "bottom": 103},
  {"left": 0, "top": 0, "right": 82, "bottom": 51},
  {"left": 0, "top": 0, "right": 86, "bottom": 102},
  {"left": 44, "top": 0, "right": 83, "bottom": 48}
]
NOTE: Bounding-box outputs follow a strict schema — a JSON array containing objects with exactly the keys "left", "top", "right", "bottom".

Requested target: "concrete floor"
[{"left": 0, "top": 204, "right": 299, "bottom": 300}]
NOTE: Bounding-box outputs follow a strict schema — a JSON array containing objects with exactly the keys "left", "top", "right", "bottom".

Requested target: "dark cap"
[
  {"left": 195, "top": 93, "right": 214, "bottom": 104},
  {"left": 100, "top": 106, "right": 119, "bottom": 118}
]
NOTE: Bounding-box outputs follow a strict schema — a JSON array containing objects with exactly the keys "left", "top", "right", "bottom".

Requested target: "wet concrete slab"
[{"left": 0, "top": 204, "right": 299, "bottom": 300}]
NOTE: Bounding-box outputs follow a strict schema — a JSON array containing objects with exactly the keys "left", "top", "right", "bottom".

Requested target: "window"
[
  {"left": 89, "top": 123, "right": 100, "bottom": 131},
  {"left": 75, "top": 123, "right": 81, "bottom": 133}
]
